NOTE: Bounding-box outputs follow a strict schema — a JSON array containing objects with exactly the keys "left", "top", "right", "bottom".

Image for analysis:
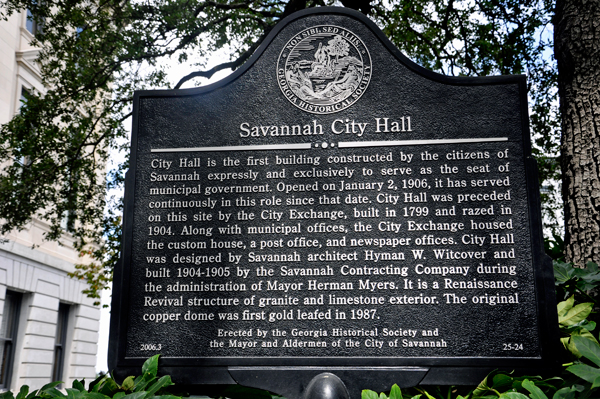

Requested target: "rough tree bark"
[{"left": 555, "top": 0, "right": 600, "bottom": 265}]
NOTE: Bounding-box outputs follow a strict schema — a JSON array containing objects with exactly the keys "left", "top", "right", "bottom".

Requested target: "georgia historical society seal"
[{"left": 277, "top": 25, "right": 372, "bottom": 114}]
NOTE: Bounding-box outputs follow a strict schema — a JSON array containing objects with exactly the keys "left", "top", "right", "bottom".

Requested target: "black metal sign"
[{"left": 109, "top": 7, "right": 559, "bottom": 397}]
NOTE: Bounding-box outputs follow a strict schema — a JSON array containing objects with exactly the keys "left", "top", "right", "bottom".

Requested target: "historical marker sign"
[{"left": 109, "top": 7, "right": 559, "bottom": 396}]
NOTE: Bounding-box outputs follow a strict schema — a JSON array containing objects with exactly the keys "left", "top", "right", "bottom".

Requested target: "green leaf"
[
  {"left": 552, "top": 387, "right": 576, "bottom": 399},
  {"left": 88, "top": 374, "right": 108, "bottom": 392},
  {"left": 72, "top": 380, "right": 85, "bottom": 393},
  {"left": 583, "top": 321, "right": 596, "bottom": 331},
  {"left": 121, "top": 392, "right": 147, "bottom": 399},
  {"left": 566, "top": 363, "right": 600, "bottom": 383},
  {"left": 39, "top": 381, "right": 64, "bottom": 393},
  {"left": 141, "top": 355, "right": 160, "bottom": 379},
  {"left": 362, "top": 390, "right": 379, "bottom": 399},
  {"left": 389, "top": 384, "right": 402, "bottom": 399},
  {"left": 556, "top": 296, "right": 574, "bottom": 318},
  {"left": 420, "top": 390, "right": 436, "bottom": 399},
  {"left": 491, "top": 374, "right": 515, "bottom": 391},
  {"left": 472, "top": 375, "right": 492, "bottom": 397},
  {"left": 121, "top": 376, "right": 135, "bottom": 391},
  {"left": 98, "top": 376, "right": 121, "bottom": 397},
  {"left": 563, "top": 319, "right": 599, "bottom": 333},
  {"left": 379, "top": 393, "right": 388, "bottom": 399},
  {"left": 528, "top": 378, "right": 563, "bottom": 391},
  {"left": 65, "top": 388, "right": 85, "bottom": 399},
  {"left": 42, "top": 388, "right": 67, "bottom": 398},
  {"left": 113, "top": 393, "right": 126, "bottom": 399},
  {"left": 499, "top": 393, "right": 529, "bottom": 399},
  {"left": 144, "top": 375, "right": 173, "bottom": 398},
  {"left": 554, "top": 263, "right": 574, "bottom": 285},
  {"left": 16, "top": 385, "right": 29, "bottom": 399},
  {"left": 1, "top": 390, "right": 16, "bottom": 399},
  {"left": 472, "top": 371, "right": 500, "bottom": 399},
  {"left": 133, "top": 377, "right": 157, "bottom": 393},
  {"left": 360, "top": 389, "right": 379, "bottom": 399},
  {"left": 563, "top": 328, "right": 599, "bottom": 357},
  {"left": 573, "top": 335, "right": 600, "bottom": 366},
  {"left": 521, "top": 380, "right": 548, "bottom": 399},
  {"left": 566, "top": 337, "right": 581, "bottom": 358},
  {"left": 559, "top": 302, "right": 593, "bottom": 326},
  {"left": 586, "top": 261, "right": 599, "bottom": 272}
]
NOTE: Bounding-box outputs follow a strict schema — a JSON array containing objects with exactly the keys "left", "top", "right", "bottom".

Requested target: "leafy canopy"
[{"left": 0, "top": 0, "right": 559, "bottom": 300}]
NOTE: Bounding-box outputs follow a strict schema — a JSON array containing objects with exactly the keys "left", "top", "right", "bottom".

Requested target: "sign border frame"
[{"left": 108, "top": 6, "right": 561, "bottom": 388}]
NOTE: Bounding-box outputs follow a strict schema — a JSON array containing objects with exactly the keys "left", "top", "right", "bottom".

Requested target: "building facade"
[{"left": 0, "top": 8, "right": 100, "bottom": 391}]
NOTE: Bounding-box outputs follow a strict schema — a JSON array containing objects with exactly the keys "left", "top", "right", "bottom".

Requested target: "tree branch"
[{"left": 174, "top": 31, "right": 268, "bottom": 89}]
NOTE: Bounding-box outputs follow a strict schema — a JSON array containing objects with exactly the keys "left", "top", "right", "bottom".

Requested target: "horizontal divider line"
[
  {"left": 151, "top": 143, "right": 313, "bottom": 152},
  {"left": 151, "top": 137, "right": 508, "bottom": 152},
  {"left": 338, "top": 137, "right": 509, "bottom": 148}
]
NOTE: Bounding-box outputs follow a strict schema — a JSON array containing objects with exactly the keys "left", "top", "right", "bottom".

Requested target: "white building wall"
[
  {"left": 0, "top": 11, "right": 18, "bottom": 121},
  {"left": 0, "top": 242, "right": 100, "bottom": 389},
  {"left": 0, "top": 7, "right": 101, "bottom": 391}
]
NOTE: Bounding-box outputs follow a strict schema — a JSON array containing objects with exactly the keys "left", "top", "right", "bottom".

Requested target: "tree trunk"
[{"left": 555, "top": 0, "right": 600, "bottom": 265}]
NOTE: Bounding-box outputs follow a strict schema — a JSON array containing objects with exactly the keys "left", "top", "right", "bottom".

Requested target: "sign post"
[{"left": 109, "top": 7, "right": 559, "bottom": 397}]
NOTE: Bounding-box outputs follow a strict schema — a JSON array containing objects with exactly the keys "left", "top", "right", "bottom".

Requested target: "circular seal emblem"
[{"left": 277, "top": 25, "right": 372, "bottom": 114}]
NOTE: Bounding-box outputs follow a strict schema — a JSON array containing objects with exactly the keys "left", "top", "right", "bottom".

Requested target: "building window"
[
  {"left": 20, "top": 87, "right": 28, "bottom": 107},
  {"left": 52, "top": 303, "right": 70, "bottom": 383},
  {"left": 25, "top": 8, "right": 43, "bottom": 36},
  {"left": 60, "top": 211, "right": 74, "bottom": 232},
  {"left": 0, "top": 291, "right": 22, "bottom": 389}
]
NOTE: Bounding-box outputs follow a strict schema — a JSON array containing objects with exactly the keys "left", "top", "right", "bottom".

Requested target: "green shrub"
[
  {"left": 363, "top": 261, "right": 600, "bottom": 399},
  {"left": 0, "top": 355, "right": 181, "bottom": 399}
]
